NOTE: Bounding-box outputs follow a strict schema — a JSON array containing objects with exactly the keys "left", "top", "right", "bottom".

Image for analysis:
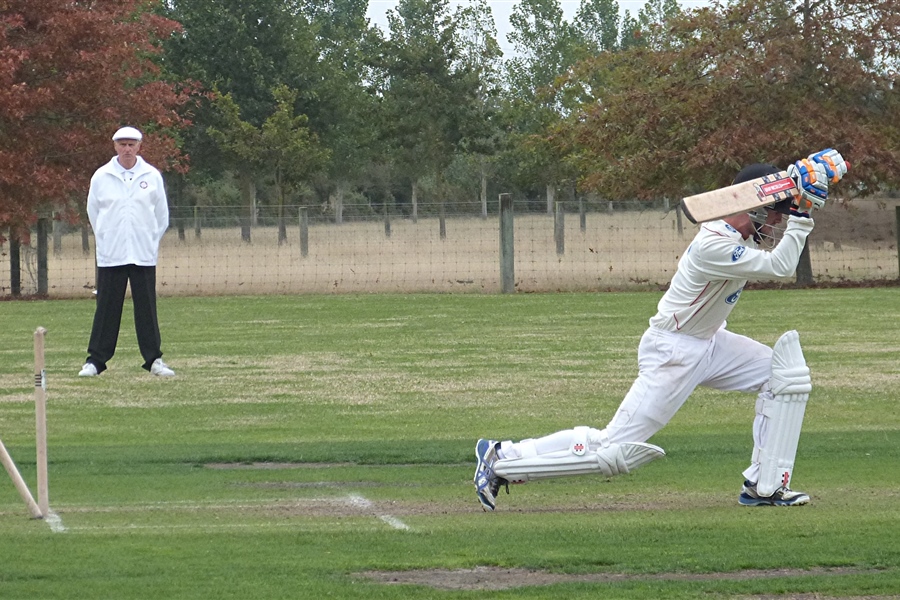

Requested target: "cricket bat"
[{"left": 680, "top": 171, "right": 799, "bottom": 224}]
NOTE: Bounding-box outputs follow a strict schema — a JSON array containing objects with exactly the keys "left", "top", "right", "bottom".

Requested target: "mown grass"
[{"left": 0, "top": 289, "right": 897, "bottom": 599}]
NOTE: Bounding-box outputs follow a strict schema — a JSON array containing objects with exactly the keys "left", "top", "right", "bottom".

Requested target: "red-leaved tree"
[
  {"left": 553, "top": 0, "right": 900, "bottom": 200},
  {"left": 0, "top": 0, "right": 192, "bottom": 241}
]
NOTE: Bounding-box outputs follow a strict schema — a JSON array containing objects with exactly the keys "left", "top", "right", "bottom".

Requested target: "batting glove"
[
  {"left": 808, "top": 148, "right": 848, "bottom": 183},
  {"left": 787, "top": 158, "right": 828, "bottom": 216}
]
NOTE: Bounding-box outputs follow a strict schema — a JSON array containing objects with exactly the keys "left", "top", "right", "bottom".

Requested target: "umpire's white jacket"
[{"left": 88, "top": 156, "right": 169, "bottom": 267}]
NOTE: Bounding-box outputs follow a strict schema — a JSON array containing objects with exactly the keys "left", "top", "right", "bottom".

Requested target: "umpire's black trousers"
[{"left": 86, "top": 264, "right": 162, "bottom": 373}]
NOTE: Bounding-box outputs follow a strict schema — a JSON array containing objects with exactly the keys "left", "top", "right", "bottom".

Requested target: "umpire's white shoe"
[
  {"left": 474, "top": 439, "right": 507, "bottom": 511},
  {"left": 150, "top": 358, "right": 175, "bottom": 377},
  {"left": 78, "top": 363, "right": 98, "bottom": 377},
  {"left": 739, "top": 480, "right": 810, "bottom": 506}
]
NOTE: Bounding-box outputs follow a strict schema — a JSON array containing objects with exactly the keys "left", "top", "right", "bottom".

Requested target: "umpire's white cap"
[{"left": 112, "top": 126, "right": 143, "bottom": 141}]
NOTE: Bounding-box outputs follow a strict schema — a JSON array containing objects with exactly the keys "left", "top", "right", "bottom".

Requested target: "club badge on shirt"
[
  {"left": 140, "top": 181, "right": 148, "bottom": 189},
  {"left": 731, "top": 246, "right": 746, "bottom": 262}
]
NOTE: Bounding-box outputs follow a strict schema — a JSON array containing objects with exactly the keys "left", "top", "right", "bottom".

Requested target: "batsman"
[{"left": 474, "top": 149, "right": 849, "bottom": 511}]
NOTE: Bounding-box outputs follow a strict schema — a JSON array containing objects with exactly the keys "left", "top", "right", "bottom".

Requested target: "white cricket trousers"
[
  {"left": 500, "top": 326, "right": 774, "bottom": 483},
  {"left": 606, "top": 326, "right": 772, "bottom": 442}
]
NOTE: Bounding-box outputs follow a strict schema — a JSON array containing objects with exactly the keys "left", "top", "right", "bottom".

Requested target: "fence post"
[
  {"left": 675, "top": 202, "right": 684, "bottom": 237},
  {"left": 384, "top": 203, "right": 391, "bottom": 238},
  {"left": 52, "top": 214, "right": 62, "bottom": 256},
  {"left": 299, "top": 207, "right": 309, "bottom": 258},
  {"left": 439, "top": 202, "right": 446, "bottom": 240},
  {"left": 194, "top": 205, "right": 201, "bottom": 239},
  {"left": 896, "top": 206, "right": 900, "bottom": 278},
  {"left": 10, "top": 234, "right": 20, "bottom": 296},
  {"left": 36, "top": 213, "right": 49, "bottom": 295},
  {"left": 554, "top": 202, "right": 565, "bottom": 256},
  {"left": 499, "top": 193, "right": 514, "bottom": 293},
  {"left": 579, "top": 198, "right": 586, "bottom": 232}
]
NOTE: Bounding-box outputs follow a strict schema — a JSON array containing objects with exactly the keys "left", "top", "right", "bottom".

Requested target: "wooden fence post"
[
  {"left": 299, "top": 207, "right": 309, "bottom": 258},
  {"left": 499, "top": 194, "right": 514, "bottom": 293}
]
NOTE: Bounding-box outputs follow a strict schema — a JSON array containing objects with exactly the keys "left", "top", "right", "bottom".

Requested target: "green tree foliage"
[
  {"left": 377, "top": 0, "right": 482, "bottom": 213},
  {"left": 163, "top": 0, "right": 320, "bottom": 238},
  {"left": 501, "top": 0, "right": 582, "bottom": 199},
  {"left": 450, "top": 0, "right": 504, "bottom": 214},
  {"left": 573, "top": 0, "right": 622, "bottom": 55},
  {"left": 262, "top": 86, "right": 330, "bottom": 242},
  {"left": 455, "top": 0, "right": 503, "bottom": 157},
  {"left": 301, "top": 0, "right": 381, "bottom": 219},
  {"left": 207, "top": 84, "right": 328, "bottom": 242},
  {"left": 164, "top": 0, "right": 316, "bottom": 127}
]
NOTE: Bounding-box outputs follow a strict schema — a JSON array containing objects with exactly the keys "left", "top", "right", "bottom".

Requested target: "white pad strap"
[
  {"left": 494, "top": 433, "right": 665, "bottom": 484},
  {"left": 753, "top": 330, "right": 811, "bottom": 496}
]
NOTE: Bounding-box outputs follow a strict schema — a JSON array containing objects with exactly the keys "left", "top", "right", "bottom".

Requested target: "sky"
[{"left": 365, "top": 1, "right": 711, "bottom": 57}]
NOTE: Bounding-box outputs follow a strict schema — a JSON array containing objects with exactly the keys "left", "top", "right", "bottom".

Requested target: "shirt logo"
[
  {"left": 726, "top": 288, "right": 743, "bottom": 304},
  {"left": 140, "top": 181, "right": 148, "bottom": 189},
  {"left": 724, "top": 223, "right": 738, "bottom": 233},
  {"left": 731, "top": 246, "right": 746, "bottom": 261}
]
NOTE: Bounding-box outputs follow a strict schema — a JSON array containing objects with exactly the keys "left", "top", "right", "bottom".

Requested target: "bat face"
[{"left": 681, "top": 171, "right": 797, "bottom": 224}]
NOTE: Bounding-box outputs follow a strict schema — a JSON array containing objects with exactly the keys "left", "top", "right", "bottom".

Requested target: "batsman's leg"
[
  {"left": 493, "top": 426, "right": 664, "bottom": 484},
  {"left": 740, "top": 330, "right": 811, "bottom": 506}
]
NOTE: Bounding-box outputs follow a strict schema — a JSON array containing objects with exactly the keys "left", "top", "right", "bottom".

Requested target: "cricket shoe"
[
  {"left": 78, "top": 362, "right": 98, "bottom": 377},
  {"left": 474, "top": 439, "right": 508, "bottom": 511},
  {"left": 150, "top": 358, "right": 175, "bottom": 377},
  {"left": 739, "top": 480, "right": 810, "bottom": 506}
]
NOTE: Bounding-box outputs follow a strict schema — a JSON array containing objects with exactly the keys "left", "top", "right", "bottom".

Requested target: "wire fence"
[{"left": 3, "top": 199, "right": 898, "bottom": 298}]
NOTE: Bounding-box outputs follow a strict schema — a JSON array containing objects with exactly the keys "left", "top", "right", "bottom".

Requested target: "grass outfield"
[{"left": 0, "top": 290, "right": 897, "bottom": 599}]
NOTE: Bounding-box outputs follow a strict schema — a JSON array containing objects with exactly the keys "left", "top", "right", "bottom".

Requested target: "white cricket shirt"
[{"left": 649, "top": 217, "right": 814, "bottom": 339}]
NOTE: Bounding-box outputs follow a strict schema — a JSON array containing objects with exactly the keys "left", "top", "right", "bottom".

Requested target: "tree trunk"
[
  {"left": 795, "top": 240, "right": 814, "bottom": 286},
  {"left": 546, "top": 183, "right": 555, "bottom": 215},
  {"left": 80, "top": 203, "right": 91, "bottom": 255}
]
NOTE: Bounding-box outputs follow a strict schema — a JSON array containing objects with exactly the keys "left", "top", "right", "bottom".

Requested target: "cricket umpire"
[{"left": 79, "top": 126, "right": 175, "bottom": 378}]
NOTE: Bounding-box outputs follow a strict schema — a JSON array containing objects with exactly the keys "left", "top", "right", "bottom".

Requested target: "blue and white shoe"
[
  {"left": 474, "top": 439, "right": 505, "bottom": 511},
  {"left": 739, "top": 480, "right": 810, "bottom": 506}
]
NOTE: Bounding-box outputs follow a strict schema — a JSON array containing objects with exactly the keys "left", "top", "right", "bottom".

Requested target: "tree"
[
  {"left": 502, "top": 0, "right": 582, "bottom": 212},
  {"left": 0, "top": 0, "right": 188, "bottom": 291},
  {"left": 301, "top": 0, "right": 381, "bottom": 223},
  {"left": 554, "top": 0, "right": 900, "bottom": 282},
  {"left": 377, "top": 0, "right": 481, "bottom": 220},
  {"left": 162, "top": 0, "right": 319, "bottom": 239},
  {"left": 0, "top": 0, "right": 188, "bottom": 225},
  {"left": 454, "top": 0, "right": 503, "bottom": 217},
  {"left": 261, "top": 86, "right": 330, "bottom": 243},
  {"left": 205, "top": 90, "right": 265, "bottom": 242},
  {"left": 573, "top": 0, "right": 621, "bottom": 55}
]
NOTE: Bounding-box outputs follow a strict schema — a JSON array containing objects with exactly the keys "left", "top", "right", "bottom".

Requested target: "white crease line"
[
  {"left": 43, "top": 510, "right": 67, "bottom": 533},
  {"left": 346, "top": 493, "right": 410, "bottom": 531}
]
